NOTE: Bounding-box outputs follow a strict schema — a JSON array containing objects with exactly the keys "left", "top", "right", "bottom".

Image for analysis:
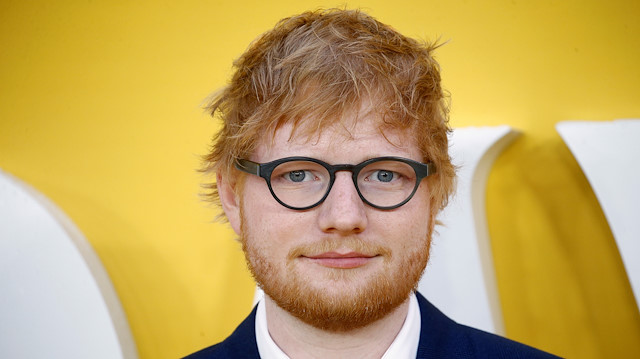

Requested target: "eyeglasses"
[{"left": 235, "top": 156, "right": 436, "bottom": 210}]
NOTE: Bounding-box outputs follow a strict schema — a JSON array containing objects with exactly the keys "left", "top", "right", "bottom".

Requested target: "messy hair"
[{"left": 202, "top": 8, "right": 455, "bottom": 217}]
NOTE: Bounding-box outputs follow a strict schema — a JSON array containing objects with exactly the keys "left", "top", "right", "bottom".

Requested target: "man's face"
[{"left": 224, "top": 113, "right": 434, "bottom": 332}]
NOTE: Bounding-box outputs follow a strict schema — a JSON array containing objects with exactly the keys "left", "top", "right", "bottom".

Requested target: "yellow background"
[{"left": 1, "top": 0, "right": 639, "bottom": 358}]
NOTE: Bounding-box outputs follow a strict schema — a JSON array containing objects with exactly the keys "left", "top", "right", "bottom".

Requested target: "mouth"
[{"left": 302, "top": 251, "right": 379, "bottom": 269}]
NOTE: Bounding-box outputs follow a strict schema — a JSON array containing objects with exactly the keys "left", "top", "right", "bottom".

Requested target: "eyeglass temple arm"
[
  {"left": 235, "top": 159, "right": 260, "bottom": 176},
  {"left": 426, "top": 162, "right": 436, "bottom": 176}
]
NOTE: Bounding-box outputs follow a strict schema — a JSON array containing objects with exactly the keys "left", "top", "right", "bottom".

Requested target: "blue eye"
[
  {"left": 288, "top": 170, "right": 308, "bottom": 182},
  {"left": 375, "top": 170, "right": 395, "bottom": 182}
]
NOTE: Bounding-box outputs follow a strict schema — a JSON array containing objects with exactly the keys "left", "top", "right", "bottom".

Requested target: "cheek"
[
  {"left": 407, "top": 186, "right": 432, "bottom": 231},
  {"left": 241, "top": 180, "right": 279, "bottom": 225},
  {"left": 241, "top": 189, "right": 314, "bottom": 248},
  {"left": 379, "top": 203, "right": 431, "bottom": 246}
]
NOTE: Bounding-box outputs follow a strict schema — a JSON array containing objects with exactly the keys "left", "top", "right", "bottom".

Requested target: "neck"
[{"left": 264, "top": 294, "right": 411, "bottom": 359}]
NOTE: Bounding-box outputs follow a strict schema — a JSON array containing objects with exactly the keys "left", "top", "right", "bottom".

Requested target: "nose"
[{"left": 317, "top": 171, "right": 368, "bottom": 234}]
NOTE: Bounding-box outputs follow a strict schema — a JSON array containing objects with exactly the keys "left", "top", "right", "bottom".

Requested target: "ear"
[{"left": 218, "top": 172, "right": 242, "bottom": 235}]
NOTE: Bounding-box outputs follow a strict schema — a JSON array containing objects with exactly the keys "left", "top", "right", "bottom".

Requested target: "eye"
[
  {"left": 271, "top": 160, "right": 328, "bottom": 187},
  {"left": 286, "top": 170, "right": 315, "bottom": 182},
  {"left": 369, "top": 170, "right": 399, "bottom": 183},
  {"left": 374, "top": 170, "right": 396, "bottom": 182}
]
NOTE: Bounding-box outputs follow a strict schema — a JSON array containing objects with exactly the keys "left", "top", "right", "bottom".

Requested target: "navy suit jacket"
[{"left": 185, "top": 292, "right": 560, "bottom": 358}]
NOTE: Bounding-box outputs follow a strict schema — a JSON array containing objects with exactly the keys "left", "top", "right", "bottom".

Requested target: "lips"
[{"left": 303, "top": 251, "right": 377, "bottom": 269}]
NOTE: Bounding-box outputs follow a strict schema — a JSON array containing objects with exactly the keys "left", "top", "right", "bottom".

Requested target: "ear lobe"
[{"left": 218, "top": 173, "right": 242, "bottom": 235}]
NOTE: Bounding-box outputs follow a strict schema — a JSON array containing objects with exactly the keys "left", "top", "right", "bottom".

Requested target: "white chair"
[
  {"left": 0, "top": 169, "right": 137, "bottom": 359},
  {"left": 418, "top": 125, "right": 519, "bottom": 335},
  {"left": 556, "top": 119, "right": 640, "bottom": 310}
]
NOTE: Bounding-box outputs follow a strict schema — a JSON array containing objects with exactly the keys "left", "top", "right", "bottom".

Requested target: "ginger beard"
[{"left": 239, "top": 205, "right": 433, "bottom": 332}]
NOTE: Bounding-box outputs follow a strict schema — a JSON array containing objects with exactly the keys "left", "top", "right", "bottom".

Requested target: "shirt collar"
[
  {"left": 255, "top": 292, "right": 421, "bottom": 359},
  {"left": 255, "top": 296, "right": 289, "bottom": 359},
  {"left": 381, "top": 292, "right": 421, "bottom": 359}
]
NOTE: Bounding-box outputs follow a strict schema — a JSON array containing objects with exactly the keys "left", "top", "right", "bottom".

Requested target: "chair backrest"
[
  {"left": 418, "top": 125, "right": 519, "bottom": 335},
  {"left": 0, "top": 170, "right": 137, "bottom": 358},
  {"left": 556, "top": 119, "right": 640, "bottom": 311}
]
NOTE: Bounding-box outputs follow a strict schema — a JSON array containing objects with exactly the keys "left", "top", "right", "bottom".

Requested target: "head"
[{"left": 203, "top": 9, "right": 455, "bottom": 331}]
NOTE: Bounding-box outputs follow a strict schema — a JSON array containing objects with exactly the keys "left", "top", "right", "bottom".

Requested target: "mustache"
[{"left": 287, "top": 238, "right": 392, "bottom": 260}]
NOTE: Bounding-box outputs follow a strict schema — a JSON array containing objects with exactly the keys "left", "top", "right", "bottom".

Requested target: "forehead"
[{"left": 252, "top": 113, "right": 421, "bottom": 162}]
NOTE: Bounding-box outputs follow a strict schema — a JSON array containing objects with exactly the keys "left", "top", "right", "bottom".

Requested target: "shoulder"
[
  {"left": 414, "top": 292, "right": 561, "bottom": 359},
  {"left": 457, "top": 324, "right": 561, "bottom": 358},
  {"left": 182, "top": 306, "right": 260, "bottom": 359}
]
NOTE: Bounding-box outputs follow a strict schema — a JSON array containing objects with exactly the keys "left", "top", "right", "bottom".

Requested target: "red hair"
[{"left": 203, "top": 9, "right": 455, "bottom": 217}]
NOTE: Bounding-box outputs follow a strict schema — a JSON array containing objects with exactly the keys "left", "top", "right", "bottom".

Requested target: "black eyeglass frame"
[{"left": 234, "top": 156, "right": 436, "bottom": 210}]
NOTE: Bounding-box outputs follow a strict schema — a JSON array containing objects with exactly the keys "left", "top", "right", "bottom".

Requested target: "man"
[{"left": 188, "top": 9, "right": 559, "bottom": 359}]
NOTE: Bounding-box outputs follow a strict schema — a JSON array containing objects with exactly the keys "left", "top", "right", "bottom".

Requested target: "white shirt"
[{"left": 255, "top": 292, "right": 421, "bottom": 359}]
